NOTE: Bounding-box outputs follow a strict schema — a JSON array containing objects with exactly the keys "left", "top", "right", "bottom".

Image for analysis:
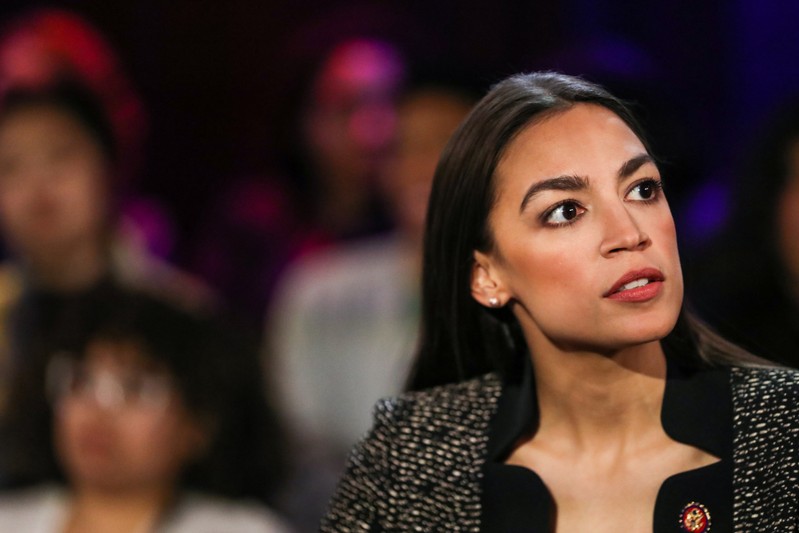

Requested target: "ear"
[{"left": 471, "top": 250, "right": 510, "bottom": 308}]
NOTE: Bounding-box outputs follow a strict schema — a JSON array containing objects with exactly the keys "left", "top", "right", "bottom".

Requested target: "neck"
[
  {"left": 24, "top": 238, "right": 108, "bottom": 292},
  {"left": 530, "top": 340, "right": 667, "bottom": 455},
  {"left": 66, "top": 485, "right": 173, "bottom": 533}
]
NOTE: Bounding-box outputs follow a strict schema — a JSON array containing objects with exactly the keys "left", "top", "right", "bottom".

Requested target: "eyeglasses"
[{"left": 46, "top": 353, "right": 174, "bottom": 412}]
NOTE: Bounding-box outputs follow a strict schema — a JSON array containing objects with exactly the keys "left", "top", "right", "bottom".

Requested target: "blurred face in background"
[
  {"left": 304, "top": 39, "right": 405, "bottom": 185},
  {"left": 382, "top": 88, "right": 473, "bottom": 244},
  {"left": 0, "top": 103, "right": 110, "bottom": 264},
  {"left": 52, "top": 340, "right": 207, "bottom": 494}
]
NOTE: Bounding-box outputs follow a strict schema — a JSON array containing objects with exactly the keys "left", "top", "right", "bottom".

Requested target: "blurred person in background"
[
  {"left": 191, "top": 37, "right": 405, "bottom": 331},
  {"left": 0, "top": 8, "right": 145, "bottom": 200},
  {"left": 687, "top": 97, "right": 799, "bottom": 367},
  {"left": 271, "top": 77, "right": 476, "bottom": 452},
  {"left": 0, "top": 7, "right": 202, "bottom": 296},
  {"left": 286, "top": 36, "right": 406, "bottom": 242},
  {"left": 267, "top": 77, "right": 476, "bottom": 528},
  {"left": 0, "top": 7, "right": 177, "bottom": 261},
  {"left": 0, "top": 8, "right": 214, "bottom": 383},
  {"left": 0, "top": 289, "right": 289, "bottom": 532},
  {"left": 0, "top": 80, "right": 214, "bottom": 407}
]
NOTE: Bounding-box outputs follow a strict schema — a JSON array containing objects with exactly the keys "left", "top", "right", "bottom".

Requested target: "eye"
[
  {"left": 543, "top": 200, "right": 585, "bottom": 226},
  {"left": 626, "top": 178, "right": 663, "bottom": 202}
]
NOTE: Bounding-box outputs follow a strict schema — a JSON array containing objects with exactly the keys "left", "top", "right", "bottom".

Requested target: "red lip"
[{"left": 604, "top": 268, "right": 665, "bottom": 298}]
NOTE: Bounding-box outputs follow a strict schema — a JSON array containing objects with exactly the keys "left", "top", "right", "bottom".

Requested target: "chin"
[{"left": 608, "top": 312, "right": 679, "bottom": 348}]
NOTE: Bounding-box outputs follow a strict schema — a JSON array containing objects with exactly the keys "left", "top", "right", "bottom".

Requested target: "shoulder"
[
  {"left": 163, "top": 493, "right": 291, "bottom": 533},
  {"left": 322, "top": 374, "right": 502, "bottom": 531},
  {"left": 730, "top": 365, "right": 799, "bottom": 406},
  {"left": 730, "top": 366, "right": 799, "bottom": 458},
  {"left": 110, "top": 239, "right": 217, "bottom": 313},
  {"left": 729, "top": 367, "right": 799, "bottom": 528},
  {"left": 347, "top": 372, "right": 503, "bottom": 469},
  {"left": 0, "top": 485, "right": 67, "bottom": 528},
  {"left": 371, "top": 372, "right": 504, "bottom": 431}
]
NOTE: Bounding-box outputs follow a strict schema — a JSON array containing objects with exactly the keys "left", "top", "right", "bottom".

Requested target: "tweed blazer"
[{"left": 321, "top": 366, "right": 799, "bottom": 532}]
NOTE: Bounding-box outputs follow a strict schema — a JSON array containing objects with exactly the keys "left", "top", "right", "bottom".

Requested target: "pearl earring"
[{"left": 488, "top": 297, "right": 500, "bottom": 308}]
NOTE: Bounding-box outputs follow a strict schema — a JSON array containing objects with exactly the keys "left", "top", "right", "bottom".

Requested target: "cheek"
[
  {"left": 657, "top": 206, "right": 679, "bottom": 241},
  {"left": 119, "top": 412, "right": 176, "bottom": 449},
  {"left": 52, "top": 402, "right": 105, "bottom": 471},
  {"left": 54, "top": 161, "right": 109, "bottom": 230},
  {"left": 60, "top": 159, "right": 107, "bottom": 206},
  {"left": 53, "top": 403, "right": 80, "bottom": 452},
  {"left": 503, "top": 230, "right": 599, "bottom": 303},
  {"left": 654, "top": 208, "right": 683, "bottom": 271},
  {"left": 0, "top": 185, "right": 28, "bottom": 223},
  {"left": 119, "top": 410, "right": 200, "bottom": 469}
]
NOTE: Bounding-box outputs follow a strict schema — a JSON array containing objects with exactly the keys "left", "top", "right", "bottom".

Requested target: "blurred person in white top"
[{"left": 269, "top": 80, "right": 477, "bottom": 455}]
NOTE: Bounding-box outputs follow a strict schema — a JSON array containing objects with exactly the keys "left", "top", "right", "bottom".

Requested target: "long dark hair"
[{"left": 408, "top": 71, "right": 763, "bottom": 391}]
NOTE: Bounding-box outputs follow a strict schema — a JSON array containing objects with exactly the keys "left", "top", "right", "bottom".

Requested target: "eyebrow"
[
  {"left": 618, "top": 153, "right": 655, "bottom": 179},
  {"left": 518, "top": 175, "right": 587, "bottom": 213},
  {"left": 518, "top": 153, "right": 655, "bottom": 213}
]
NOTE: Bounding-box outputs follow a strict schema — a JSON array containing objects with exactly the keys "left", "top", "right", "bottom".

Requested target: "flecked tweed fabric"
[
  {"left": 322, "top": 367, "right": 799, "bottom": 532},
  {"left": 321, "top": 373, "right": 502, "bottom": 532},
  {"left": 731, "top": 367, "right": 799, "bottom": 532}
]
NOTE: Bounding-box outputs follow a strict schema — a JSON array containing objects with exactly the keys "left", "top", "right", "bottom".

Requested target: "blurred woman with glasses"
[{"left": 0, "top": 289, "right": 290, "bottom": 532}]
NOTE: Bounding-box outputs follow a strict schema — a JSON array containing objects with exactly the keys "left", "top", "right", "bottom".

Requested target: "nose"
[
  {"left": 74, "top": 373, "right": 126, "bottom": 412},
  {"left": 599, "top": 203, "right": 651, "bottom": 257},
  {"left": 348, "top": 101, "right": 397, "bottom": 152}
]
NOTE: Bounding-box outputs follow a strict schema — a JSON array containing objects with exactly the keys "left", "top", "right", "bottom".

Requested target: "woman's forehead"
[{"left": 498, "top": 105, "right": 645, "bottom": 179}]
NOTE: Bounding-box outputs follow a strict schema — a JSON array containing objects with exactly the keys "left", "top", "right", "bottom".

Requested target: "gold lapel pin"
[{"left": 679, "top": 501, "right": 711, "bottom": 532}]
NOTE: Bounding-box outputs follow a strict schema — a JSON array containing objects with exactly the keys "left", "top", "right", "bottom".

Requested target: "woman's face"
[
  {"left": 473, "top": 104, "right": 683, "bottom": 354},
  {"left": 53, "top": 341, "right": 207, "bottom": 494},
  {"left": 0, "top": 103, "right": 109, "bottom": 260},
  {"left": 382, "top": 90, "right": 472, "bottom": 242},
  {"left": 305, "top": 40, "right": 403, "bottom": 183}
]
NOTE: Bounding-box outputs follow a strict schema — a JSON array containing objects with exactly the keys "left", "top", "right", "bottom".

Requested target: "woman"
[
  {"left": 0, "top": 289, "right": 289, "bottom": 532},
  {"left": 321, "top": 72, "right": 798, "bottom": 531}
]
